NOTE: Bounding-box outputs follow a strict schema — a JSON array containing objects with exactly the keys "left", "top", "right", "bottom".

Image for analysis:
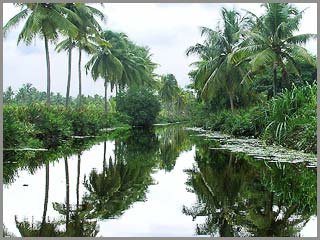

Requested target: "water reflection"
[
  {"left": 3, "top": 125, "right": 317, "bottom": 237},
  {"left": 183, "top": 141, "right": 317, "bottom": 237}
]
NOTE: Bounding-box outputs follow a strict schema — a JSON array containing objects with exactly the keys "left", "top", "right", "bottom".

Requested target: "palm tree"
[
  {"left": 3, "top": 3, "right": 79, "bottom": 105},
  {"left": 56, "top": 3, "right": 105, "bottom": 108},
  {"left": 97, "top": 31, "right": 157, "bottom": 95},
  {"left": 237, "top": 3, "right": 316, "bottom": 96},
  {"left": 158, "top": 74, "right": 179, "bottom": 114},
  {"left": 85, "top": 32, "right": 123, "bottom": 113},
  {"left": 186, "top": 8, "right": 248, "bottom": 111}
]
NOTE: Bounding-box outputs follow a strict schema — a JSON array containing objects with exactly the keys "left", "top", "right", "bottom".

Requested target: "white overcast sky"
[{"left": 3, "top": 3, "right": 317, "bottom": 97}]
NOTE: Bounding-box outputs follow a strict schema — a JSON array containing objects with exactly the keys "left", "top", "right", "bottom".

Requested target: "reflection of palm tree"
[
  {"left": 15, "top": 162, "right": 62, "bottom": 237},
  {"left": 76, "top": 153, "right": 81, "bottom": 208},
  {"left": 183, "top": 144, "right": 316, "bottom": 237},
  {"left": 83, "top": 129, "right": 158, "bottom": 219},
  {"left": 64, "top": 157, "right": 70, "bottom": 231},
  {"left": 157, "top": 126, "right": 192, "bottom": 171},
  {"left": 40, "top": 163, "right": 50, "bottom": 235}
]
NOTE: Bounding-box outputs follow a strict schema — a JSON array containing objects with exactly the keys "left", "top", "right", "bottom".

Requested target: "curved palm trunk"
[
  {"left": 40, "top": 163, "right": 49, "bottom": 234},
  {"left": 78, "top": 48, "right": 82, "bottom": 108},
  {"left": 272, "top": 65, "right": 277, "bottom": 97},
  {"left": 64, "top": 157, "right": 70, "bottom": 231},
  {"left": 104, "top": 80, "right": 108, "bottom": 113},
  {"left": 44, "top": 35, "right": 51, "bottom": 106},
  {"left": 76, "top": 153, "right": 81, "bottom": 209},
  {"left": 65, "top": 46, "right": 72, "bottom": 108}
]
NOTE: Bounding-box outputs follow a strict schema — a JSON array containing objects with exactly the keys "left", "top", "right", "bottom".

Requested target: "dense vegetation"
[
  {"left": 116, "top": 87, "right": 161, "bottom": 126},
  {"left": 186, "top": 3, "right": 316, "bottom": 153}
]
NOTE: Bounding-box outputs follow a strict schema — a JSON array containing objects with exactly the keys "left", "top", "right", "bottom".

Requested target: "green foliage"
[
  {"left": 116, "top": 87, "right": 161, "bottom": 126},
  {"left": 3, "top": 102, "right": 130, "bottom": 150},
  {"left": 3, "top": 104, "right": 41, "bottom": 149},
  {"left": 20, "top": 103, "right": 72, "bottom": 148},
  {"left": 65, "top": 105, "right": 105, "bottom": 136},
  {"left": 262, "top": 82, "right": 316, "bottom": 152},
  {"left": 200, "top": 82, "right": 316, "bottom": 153}
]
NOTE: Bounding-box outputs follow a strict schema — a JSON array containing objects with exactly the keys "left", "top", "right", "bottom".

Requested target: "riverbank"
[
  {"left": 188, "top": 83, "right": 316, "bottom": 154},
  {"left": 185, "top": 127, "right": 316, "bottom": 167},
  {"left": 3, "top": 103, "right": 131, "bottom": 151}
]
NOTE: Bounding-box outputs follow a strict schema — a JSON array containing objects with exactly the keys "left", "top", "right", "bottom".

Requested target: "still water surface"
[{"left": 3, "top": 125, "right": 317, "bottom": 237}]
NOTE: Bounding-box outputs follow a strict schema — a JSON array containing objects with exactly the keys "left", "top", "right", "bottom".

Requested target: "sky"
[{"left": 3, "top": 3, "right": 317, "bottom": 97}]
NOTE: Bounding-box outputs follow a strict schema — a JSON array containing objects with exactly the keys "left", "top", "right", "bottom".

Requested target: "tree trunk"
[
  {"left": 228, "top": 93, "right": 234, "bottom": 112},
  {"left": 104, "top": 80, "right": 108, "bottom": 113},
  {"left": 115, "top": 84, "right": 118, "bottom": 97},
  {"left": 76, "top": 153, "right": 81, "bottom": 209},
  {"left": 272, "top": 65, "right": 277, "bottom": 97},
  {"left": 78, "top": 48, "right": 82, "bottom": 108},
  {"left": 64, "top": 157, "right": 70, "bottom": 231},
  {"left": 65, "top": 45, "right": 72, "bottom": 108},
  {"left": 40, "top": 163, "right": 49, "bottom": 234},
  {"left": 282, "top": 68, "right": 289, "bottom": 90},
  {"left": 103, "top": 141, "right": 106, "bottom": 162},
  {"left": 44, "top": 35, "right": 51, "bottom": 106}
]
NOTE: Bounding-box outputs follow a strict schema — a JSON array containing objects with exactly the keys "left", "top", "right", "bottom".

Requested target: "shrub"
[
  {"left": 3, "top": 104, "right": 41, "bottom": 149},
  {"left": 25, "top": 103, "right": 72, "bottom": 148},
  {"left": 116, "top": 87, "right": 161, "bottom": 127}
]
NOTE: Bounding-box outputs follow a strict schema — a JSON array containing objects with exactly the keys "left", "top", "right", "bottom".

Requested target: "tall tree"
[
  {"left": 3, "top": 3, "right": 79, "bottom": 105},
  {"left": 186, "top": 8, "right": 249, "bottom": 111},
  {"left": 56, "top": 3, "right": 105, "bottom": 108},
  {"left": 158, "top": 74, "right": 179, "bottom": 113},
  {"left": 237, "top": 3, "right": 316, "bottom": 96},
  {"left": 85, "top": 34, "right": 122, "bottom": 113}
]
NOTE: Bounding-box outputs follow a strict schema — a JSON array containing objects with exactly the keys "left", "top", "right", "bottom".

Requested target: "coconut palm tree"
[
  {"left": 55, "top": 3, "right": 105, "bottom": 108},
  {"left": 236, "top": 3, "right": 316, "bottom": 96},
  {"left": 3, "top": 3, "right": 79, "bottom": 105},
  {"left": 186, "top": 8, "right": 249, "bottom": 111},
  {"left": 158, "top": 74, "right": 179, "bottom": 113},
  {"left": 97, "top": 31, "right": 157, "bottom": 95},
  {"left": 85, "top": 32, "right": 123, "bottom": 113}
]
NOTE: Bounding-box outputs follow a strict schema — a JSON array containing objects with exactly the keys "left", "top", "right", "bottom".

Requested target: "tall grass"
[{"left": 204, "top": 82, "right": 316, "bottom": 153}]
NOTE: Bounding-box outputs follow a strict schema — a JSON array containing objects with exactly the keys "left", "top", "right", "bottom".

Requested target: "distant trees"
[{"left": 158, "top": 74, "right": 195, "bottom": 121}]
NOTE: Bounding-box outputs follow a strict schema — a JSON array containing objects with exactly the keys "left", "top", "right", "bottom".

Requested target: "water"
[{"left": 3, "top": 125, "right": 317, "bottom": 237}]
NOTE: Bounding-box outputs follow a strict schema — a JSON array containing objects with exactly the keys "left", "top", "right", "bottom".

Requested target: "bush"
[
  {"left": 3, "top": 104, "right": 41, "bottom": 149},
  {"left": 116, "top": 87, "right": 161, "bottom": 126},
  {"left": 25, "top": 103, "right": 72, "bottom": 148}
]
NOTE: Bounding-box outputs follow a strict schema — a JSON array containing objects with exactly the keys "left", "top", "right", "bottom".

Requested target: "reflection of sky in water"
[
  {"left": 98, "top": 146, "right": 203, "bottom": 237},
  {"left": 3, "top": 138, "right": 317, "bottom": 237}
]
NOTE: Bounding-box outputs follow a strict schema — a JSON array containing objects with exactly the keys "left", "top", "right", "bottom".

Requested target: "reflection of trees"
[
  {"left": 156, "top": 125, "right": 192, "bottom": 171},
  {"left": 183, "top": 144, "right": 317, "bottom": 237},
  {"left": 50, "top": 148, "right": 99, "bottom": 236},
  {"left": 15, "top": 160, "right": 56, "bottom": 237},
  {"left": 14, "top": 140, "right": 100, "bottom": 237},
  {"left": 83, "top": 129, "right": 158, "bottom": 220}
]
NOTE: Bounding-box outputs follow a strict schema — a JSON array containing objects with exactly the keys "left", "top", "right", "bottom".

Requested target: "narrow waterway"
[{"left": 3, "top": 125, "right": 317, "bottom": 237}]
